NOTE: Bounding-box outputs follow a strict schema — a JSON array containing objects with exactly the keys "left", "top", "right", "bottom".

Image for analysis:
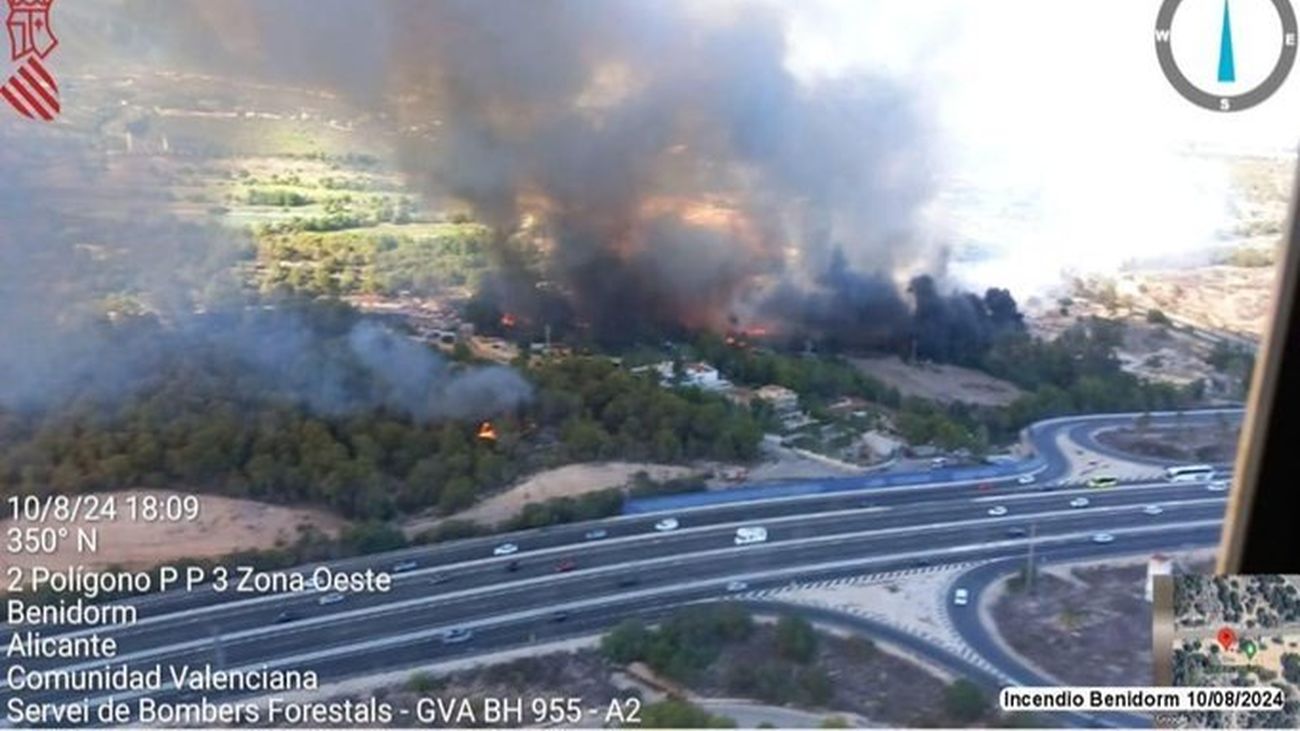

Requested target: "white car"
[
  {"left": 734, "top": 526, "right": 768, "bottom": 545},
  {"left": 584, "top": 529, "right": 609, "bottom": 540},
  {"left": 1207, "top": 480, "right": 1229, "bottom": 492},
  {"left": 1091, "top": 532, "right": 1116, "bottom": 544},
  {"left": 726, "top": 580, "right": 749, "bottom": 592},
  {"left": 1017, "top": 474, "right": 1035, "bottom": 485},
  {"left": 654, "top": 518, "right": 680, "bottom": 532},
  {"left": 391, "top": 560, "right": 418, "bottom": 573},
  {"left": 953, "top": 588, "right": 969, "bottom": 606},
  {"left": 1142, "top": 504, "right": 1164, "bottom": 516},
  {"left": 987, "top": 505, "right": 1008, "bottom": 517},
  {"left": 493, "top": 543, "right": 519, "bottom": 557},
  {"left": 318, "top": 592, "right": 345, "bottom": 606},
  {"left": 1069, "top": 497, "right": 1090, "bottom": 508}
]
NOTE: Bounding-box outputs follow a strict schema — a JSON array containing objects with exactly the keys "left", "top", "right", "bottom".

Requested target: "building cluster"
[{"left": 345, "top": 293, "right": 464, "bottom": 346}]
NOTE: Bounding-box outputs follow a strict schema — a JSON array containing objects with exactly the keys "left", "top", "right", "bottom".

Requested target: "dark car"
[
  {"left": 1006, "top": 527, "right": 1028, "bottom": 538},
  {"left": 616, "top": 576, "right": 640, "bottom": 588},
  {"left": 505, "top": 560, "right": 521, "bottom": 572},
  {"left": 554, "top": 559, "right": 577, "bottom": 573},
  {"left": 439, "top": 628, "right": 474, "bottom": 644},
  {"left": 550, "top": 610, "right": 570, "bottom": 623},
  {"left": 273, "top": 610, "right": 298, "bottom": 624}
]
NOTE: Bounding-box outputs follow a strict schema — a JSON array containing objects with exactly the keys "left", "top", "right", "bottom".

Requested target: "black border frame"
[{"left": 1218, "top": 155, "right": 1300, "bottom": 573}]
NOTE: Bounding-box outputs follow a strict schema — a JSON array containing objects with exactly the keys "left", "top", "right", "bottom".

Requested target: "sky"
[
  {"left": 16, "top": 0, "right": 1298, "bottom": 302},
  {"left": 782, "top": 0, "right": 1300, "bottom": 295}
]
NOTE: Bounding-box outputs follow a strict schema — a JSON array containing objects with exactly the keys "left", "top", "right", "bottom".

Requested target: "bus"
[
  {"left": 1087, "top": 475, "right": 1118, "bottom": 488},
  {"left": 1166, "top": 464, "right": 1215, "bottom": 482}
]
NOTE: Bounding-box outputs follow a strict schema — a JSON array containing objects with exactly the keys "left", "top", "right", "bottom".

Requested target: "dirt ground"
[
  {"left": 695, "top": 623, "right": 966, "bottom": 727},
  {"left": 327, "top": 650, "right": 625, "bottom": 729},
  {"left": 0, "top": 489, "right": 345, "bottom": 578},
  {"left": 849, "top": 355, "right": 1023, "bottom": 407},
  {"left": 1096, "top": 424, "right": 1241, "bottom": 463},
  {"left": 403, "top": 462, "right": 697, "bottom": 534},
  {"left": 991, "top": 563, "right": 1155, "bottom": 686},
  {"left": 1116, "top": 267, "right": 1277, "bottom": 338}
]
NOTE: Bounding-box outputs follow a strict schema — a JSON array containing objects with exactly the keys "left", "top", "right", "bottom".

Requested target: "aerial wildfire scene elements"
[{"left": 0, "top": 0, "right": 1292, "bottom": 728}]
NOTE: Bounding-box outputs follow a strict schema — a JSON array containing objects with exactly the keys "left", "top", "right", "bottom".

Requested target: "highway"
[{"left": 1, "top": 409, "right": 1241, "bottom": 726}]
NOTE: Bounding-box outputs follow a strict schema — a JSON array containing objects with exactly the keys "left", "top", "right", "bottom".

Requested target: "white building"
[
  {"left": 754, "top": 384, "right": 799, "bottom": 413},
  {"left": 640, "top": 361, "right": 730, "bottom": 391}
]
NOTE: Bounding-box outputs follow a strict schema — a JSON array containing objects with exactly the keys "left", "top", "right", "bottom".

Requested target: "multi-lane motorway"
[{"left": 1, "top": 408, "right": 1242, "bottom": 725}]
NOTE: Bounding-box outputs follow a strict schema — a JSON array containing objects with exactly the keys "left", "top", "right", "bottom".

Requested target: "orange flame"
[
  {"left": 500, "top": 313, "right": 518, "bottom": 328},
  {"left": 477, "top": 422, "right": 499, "bottom": 441}
]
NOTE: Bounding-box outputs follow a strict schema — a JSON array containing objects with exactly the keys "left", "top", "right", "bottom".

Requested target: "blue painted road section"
[
  {"left": 623, "top": 408, "right": 1243, "bottom": 514},
  {"left": 622, "top": 459, "right": 1045, "bottom": 513}
]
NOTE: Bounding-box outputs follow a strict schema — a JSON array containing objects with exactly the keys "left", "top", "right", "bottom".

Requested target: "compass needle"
[
  {"left": 1219, "top": 0, "right": 1237, "bottom": 82},
  {"left": 1156, "top": 0, "right": 1297, "bottom": 111}
]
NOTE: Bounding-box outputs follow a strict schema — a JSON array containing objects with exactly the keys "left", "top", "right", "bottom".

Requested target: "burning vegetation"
[{"left": 106, "top": 0, "right": 980, "bottom": 351}]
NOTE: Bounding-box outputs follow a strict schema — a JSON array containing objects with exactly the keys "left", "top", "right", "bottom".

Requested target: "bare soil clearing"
[
  {"left": 696, "top": 623, "right": 959, "bottom": 727},
  {"left": 404, "top": 462, "right": 697, "bottom": 534},
  {"left": 0, "top": 489, "right": 345, "bottom": 577},
  {"left": 1096, "top": 424, "right": 1240, "bottom": 463},
  {"left": 850, "top": 355, "right": 1023, "bottom": 407},
  {"left": 991, "top": 563, "right": 1153, "bottom": 686}
]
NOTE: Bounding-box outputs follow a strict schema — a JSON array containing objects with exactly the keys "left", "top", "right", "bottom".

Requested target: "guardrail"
[{"left": 624, "top": 408, "right": 1243, "bottom": 514}]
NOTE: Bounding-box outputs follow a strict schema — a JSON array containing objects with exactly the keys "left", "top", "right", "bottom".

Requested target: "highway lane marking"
[
  {"left": 54, "top": 520, "right": 1227, "bottom": 710},
  {"left": 0, "top": 504, "right": 888, "bottom": 643},
  {"left": 20, "top": 494, "right": 1227, "bottom": 647},
  {"left": 58, "top": 410, "right": 1242, "bottom": 620},
  {"left": 1026, "top": 407, "right": 1242, "bottom": 432},
  {"left": 40, "top": 473, "right": 1050, "bottom": 619},
  {"left": 6, "top": 509, "right": 1227, "bottom": 689},
  {"left": 966, "top": 481, "right": 1231, "bottom": 503},
  {"left": 19, "top": 492, "right": 1226, "bottom": 647},
  {"left": 22, "top": 481, "right": 1229, "bottom": 646}
]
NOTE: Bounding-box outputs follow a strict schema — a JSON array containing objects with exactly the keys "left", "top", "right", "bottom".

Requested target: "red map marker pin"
[{"left": 1217, "top": 627, "right": 1237, "bottom": 650}]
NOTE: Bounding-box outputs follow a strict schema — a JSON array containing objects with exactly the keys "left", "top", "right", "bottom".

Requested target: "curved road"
[{"left": 0, "top": 408, "right": 1241, "bottom": 726}]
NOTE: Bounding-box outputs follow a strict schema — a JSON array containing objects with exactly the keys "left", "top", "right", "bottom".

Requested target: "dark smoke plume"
[
  {"left": 90, "top": 0, "right": 942, "bottom": 346},
  {"left": 0, "top": 128, "right": 530, "bottom": 419},
  {"left": 909, "top": 276, "right": 1026, "bottom": 365}
]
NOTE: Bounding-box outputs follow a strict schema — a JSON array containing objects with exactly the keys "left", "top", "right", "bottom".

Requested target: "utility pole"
[
  {"left": 1025, "top": 521, "right": 1037, "bottom": 593},
  {"left": 210, "top": 625, "right": 226, "bottom": 669}
]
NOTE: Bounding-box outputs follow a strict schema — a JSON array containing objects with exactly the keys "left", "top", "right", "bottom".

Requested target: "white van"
[{"left": 734, "top": 526, "right": 768, "bottom": 546}]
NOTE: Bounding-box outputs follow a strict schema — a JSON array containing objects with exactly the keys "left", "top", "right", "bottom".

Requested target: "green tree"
[
  {"left": 1146, "top": 308, "right": 1171, "bottom": 326},
  {"left": 775, "top": 614, "right": 818, "bottom": 663},
  {"left": 602, "top": 619, "right": 652, "bottom": 664},
  {"left": 639, "top": 700, "right": 734, "bottom": 729},
  {"left": 798, "top": 667, "right": 834, "bottom": 705},
  {"left": 943, "top": 679, "right": 989, "bottom": 723},
  {"left": 406, "top": 671, "right": 440, "bottom": 693},
  {"left": 1281, "top": 653, "right": 1300, "bottom": 684},
  {"left": 438, "top": 476, "right": 477, "bottom": 514}
]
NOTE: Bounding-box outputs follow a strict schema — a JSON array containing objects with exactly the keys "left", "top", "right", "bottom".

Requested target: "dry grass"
[
  {"left": 850, "top": 355, "right": 1023, "bottom": 407},
  {"left": 404, "top": 462, "right": 698, "bottom": 534},
  {"left": 0, "top": 489, "right": 346, "bottom": 580}
]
